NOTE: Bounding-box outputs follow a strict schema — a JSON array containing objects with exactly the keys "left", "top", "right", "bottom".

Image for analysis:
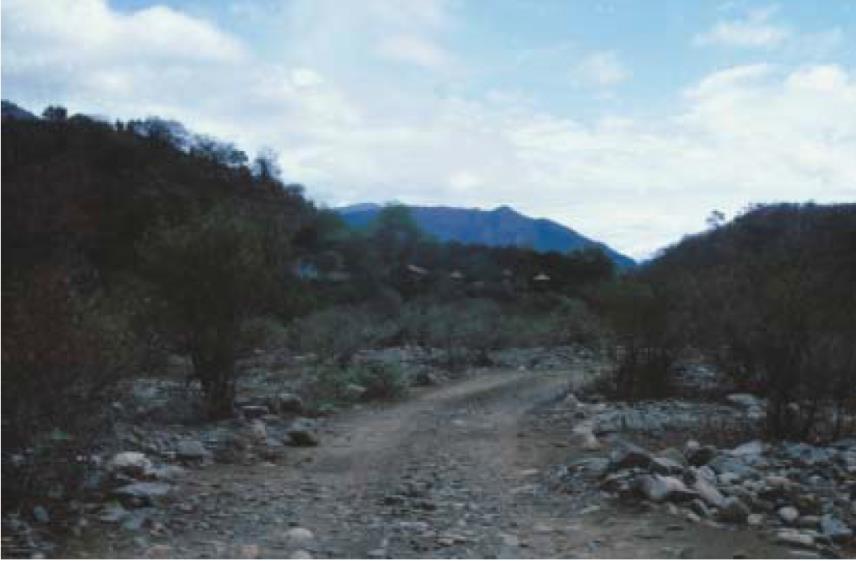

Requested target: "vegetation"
[
  {"left": 597, "top": 203, "right": 856, "bottom": 440},
  {"left": 4, "top": 104, "right": 853, "bottom": 509}
]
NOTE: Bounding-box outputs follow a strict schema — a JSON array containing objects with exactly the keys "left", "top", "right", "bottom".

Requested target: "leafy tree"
[{"left": 139, "top": 204, "right": 283, "bottom": 418}]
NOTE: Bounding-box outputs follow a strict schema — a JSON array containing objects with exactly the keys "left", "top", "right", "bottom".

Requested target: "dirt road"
[{"left": 67, "top": 370, "right": 796, "bottom": 558}]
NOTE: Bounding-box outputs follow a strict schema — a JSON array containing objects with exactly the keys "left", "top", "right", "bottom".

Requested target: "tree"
[
  {"left": 140, "top": 204, "right": 282, "bottom": 418},
  {"left": 370, "top": 204, "right": 421, "bottom": 272},
  {"left": 252, "top": 147, "right": 282, "bottom": 181},
  {"left": 42, "top": 105, "right": 68, "bottom": 121}
]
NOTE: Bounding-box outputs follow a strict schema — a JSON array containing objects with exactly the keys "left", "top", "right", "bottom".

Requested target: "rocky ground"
[{"left": 3, "top": 349, "right": 854, "bottom": 559}]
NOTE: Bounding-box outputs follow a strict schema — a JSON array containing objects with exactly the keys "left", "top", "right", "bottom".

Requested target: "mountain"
[
  {"left": 2, "top": 100, "right": 38, "bottom": 121},
  {"left": 337, "top": 203, "right": 635, "bottom": 268}
]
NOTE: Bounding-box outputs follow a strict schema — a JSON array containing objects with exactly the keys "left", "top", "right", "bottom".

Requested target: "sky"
[{"left": 2, "top": 0, "right": 855, "bottom": 259}]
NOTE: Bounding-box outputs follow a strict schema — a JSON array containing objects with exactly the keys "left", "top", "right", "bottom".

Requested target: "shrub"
[
  {"left": 350, "top": 361, "right": 409, "bottom": 400},
  {"left": 238, "top": 316, "right": 289, "bottom": 351},
  {"left": 292, "top": 305, "right": 398, "bottom": 366},
  {"left": 139, "top": 204, "right": 284, "bottom": 418},
  {"left": 302, "top": 362, "right": 408, "bottom": 409}
]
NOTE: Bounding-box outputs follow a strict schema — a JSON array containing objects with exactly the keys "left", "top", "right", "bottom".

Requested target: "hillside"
[{"left": 337, "top": 203, "right": 635, "bottom": 268}]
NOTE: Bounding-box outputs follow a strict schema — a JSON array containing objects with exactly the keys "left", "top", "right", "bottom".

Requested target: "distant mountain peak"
[{"left": 336, "top": 203, "right": 635, "bottom": 268}]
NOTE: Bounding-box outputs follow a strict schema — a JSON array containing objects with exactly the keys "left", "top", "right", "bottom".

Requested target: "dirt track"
[{"left": 66, "top": 369, "right": 797, "bottom": 558}]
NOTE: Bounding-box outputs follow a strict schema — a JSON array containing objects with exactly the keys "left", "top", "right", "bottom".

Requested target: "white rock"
[
  {"left": 284, "top": 527, "right": 315, "bottom": 546},
  {"left": 778, "top": 506, "right": 800, "bottom": 525},
  {"left": 108, "top": 452, "right": 152, "bottom": 475}
]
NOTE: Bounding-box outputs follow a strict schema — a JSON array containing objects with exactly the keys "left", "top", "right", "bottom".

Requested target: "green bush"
[
  {"left": 238, "top": 316, "right": 289, "bottom": 351},
  {"left": 302, "top": 361, "right": 408, "bottom": 409},
  {"left": 292, "top": 305, "right": 398, "bottom": 366},
  {"left": 351, "top": 361, "right": 409, "bottom": 400}
]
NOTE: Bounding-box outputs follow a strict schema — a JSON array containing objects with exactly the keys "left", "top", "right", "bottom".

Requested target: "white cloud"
[
  {"left": 376, "top": 34, "right": 453, "bottom": 70},
  {"left": 3, "top": 1, "right": 855, "bottom": 259},
  {"left": 291, "top": 68, "right": 325, "bottom": 88},
  {"left": 694, "top": 6, "right": 791, "bottom": 48},
  {"left": 572, "top": 51, "right": 629, "bottom": 87}
]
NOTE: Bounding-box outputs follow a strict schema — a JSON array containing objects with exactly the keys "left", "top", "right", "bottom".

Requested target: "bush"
[
  {"left": 351, "top": 361, "right": 409, "bottom": 400},
  {"left": 302, "top": 362, "right": 408, "bottom": 409},
  {"left": 292, "top": 305, "right": 398, "bottom": 366},
  {"left": 238, "top": 316, "right": 289, "bottom": 351},
  {"left": 2, "top": 266, "right": 143, "bottom": 510},
  {"left": 139, "top": 204, "right": 284, "bottom": 418}
]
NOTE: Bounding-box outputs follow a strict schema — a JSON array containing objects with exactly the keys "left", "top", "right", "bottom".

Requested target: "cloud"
[
  {"left": 2, "top": 1, "right": 854, "bottom": 259},
  {"left": 572, "top": 51, "right": 629, "bottom": 87},
  {"left": 375, "top": 35, "right": 453, "bottom": 70},
  {"left": 694, "top": 5, "right": 791, "bottom": 48}
]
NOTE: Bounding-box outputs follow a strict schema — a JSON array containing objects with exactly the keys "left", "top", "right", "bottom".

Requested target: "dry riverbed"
[{"left": 45, "top": 367, "right": 817, "bottom": 559}]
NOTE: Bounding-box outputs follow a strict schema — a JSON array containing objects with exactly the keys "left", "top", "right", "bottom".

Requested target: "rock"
[
  {"left": 687, "top": 445, "right": 718, "bottom": 467},
  {"left": 248, "top": 419, "right": 267, "bottom": 443},
  {"left": 343, "top": 383, "right": 367, "bottom": 401},
  {"left": 718, "top": 472, "right": 743, "bottom": 486},
  {"left": 108, "top": 452, "right": 152, "bottom": 477},
  {"left": 113, "top": 482, "right": 171, "bottom": 506},
  {"left": 609, "top": 442, "right": 653, "bottom": 471},
  {"left": 283, "top": 527, "right": 315, "bottom": 547},
  {"left": 689, "top": 472, "right": 726, "bottom": 508},
  {"left": 689, "top": 498, "right": 711, "bottom": 518},
  {"left": 730, "top": 440, "right": 764, "bottom": 458},
  {"left": 240, "top": 405, "right": 269, "bottom": 420},
  {"left": 568, "top": 457, "right": 610, "bottom": 477},
  {"left": 727, "top": 393, "right": 764, "bottom": 410},
  {"left": 176, "top": 440, "right": 209, "bottom": 462},
  {"left": 144, "top": 544, "right": 173, "bottom": 558},
  {"left": 99, "top": 503, "right": 130, "bottom": 523},
  {"left": 271, "top": 393, "right": 304, "bottom": 415},
  {"left": 238, "top": 544, "right": 260, "bottom": 558},
  {"left": 287, "top": 425, "right": 319, "bottom": 447},
  {"left": 145, "top": 464, "right": 186, "bottom": 481},
  {"left": 572, "top": 421, "right": 601, "bottom": 450},
  {"left": 778, "top": 506, "right": 800, "bottom": 525},
  {"left": 32, "top": 506, "right": 49, "bottom": 524},
  {"left": 696, "top": 466, "right": 717, "bottom": 483},
  {"left": 776, "top": 529, "right": 815, "bottom": 548},
  {"left": 414, "top": 370, "right": 439, "bottom": 387},
  {"left": 658, "top": 447, "right": 688, "bottom": 467},
  {"left": 650, "top": 457, "right": 685, "bottom": 476},
  {"left": 717, "top": 497, "right": 750, "bottom": 524},
  {"left": 797, "top": 515, "right": 820, "bottom": 530},
  {"left": 747, "top": 514, "right": 764, "bottom": 527},
  {"left": 634, "top": 474, "right": 696, "bottom": 503},
  {"left": 290, "top": 550, "right": 312, "bottom": 559},
  {"left": 819, "top": 514, "right": 853, "bottom": 543},
  {"left": 794, "top": 494, "right": 822, "bottom": 516},
  {"left": 708, "top": 455, "right": 755, "bottom": 478}
]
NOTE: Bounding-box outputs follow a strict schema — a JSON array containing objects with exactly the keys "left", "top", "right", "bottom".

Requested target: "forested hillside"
[
  {"left": 598, "top": 203, "right": 856, "bottom": 439},
  {"left": 2, "top": 103, "right": 616, "bottom": 441}
]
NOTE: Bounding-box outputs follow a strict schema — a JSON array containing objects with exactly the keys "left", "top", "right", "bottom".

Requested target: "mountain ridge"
[{"left": 336, "top": 203, "right": 635, "bottom": 268}]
